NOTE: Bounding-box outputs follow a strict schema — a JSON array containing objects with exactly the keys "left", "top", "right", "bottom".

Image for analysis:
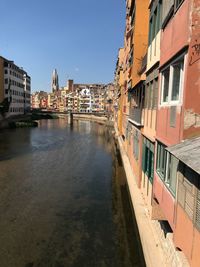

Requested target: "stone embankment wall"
[{"left": 73, "top": 114, "right": 113, "bottom": 126}]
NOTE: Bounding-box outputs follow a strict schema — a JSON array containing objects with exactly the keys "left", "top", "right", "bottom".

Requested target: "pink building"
[{"left": 153, "top": 1, "right": 200, "bottom": 266}]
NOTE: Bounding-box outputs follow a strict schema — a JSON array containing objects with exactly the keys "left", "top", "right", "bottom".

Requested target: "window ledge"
[{"left": 159, "top": 102, "right": 182, "bottom": 108}]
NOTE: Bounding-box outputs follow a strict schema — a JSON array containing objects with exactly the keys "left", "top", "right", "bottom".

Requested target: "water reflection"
[{"left": 0, "top": 119, "right": 145, "bottom": 267}]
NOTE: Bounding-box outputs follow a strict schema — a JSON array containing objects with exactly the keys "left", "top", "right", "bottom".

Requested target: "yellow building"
[{"left": 114, "top": 47, "right": 125, "bottom": 135}]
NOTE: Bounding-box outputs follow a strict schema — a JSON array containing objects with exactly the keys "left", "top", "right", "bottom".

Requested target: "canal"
[{"left": 0, "top": 119, "right": 145, "bottom": 267}]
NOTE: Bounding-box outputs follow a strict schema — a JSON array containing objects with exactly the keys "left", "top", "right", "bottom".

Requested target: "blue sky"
[{"left": 0, "top": 0, "right": 125, "bottom": 92}]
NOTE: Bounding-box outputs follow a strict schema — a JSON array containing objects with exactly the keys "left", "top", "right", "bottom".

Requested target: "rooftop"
[{"left": 166, "top": 136, "right": 200, "bottom": 175}]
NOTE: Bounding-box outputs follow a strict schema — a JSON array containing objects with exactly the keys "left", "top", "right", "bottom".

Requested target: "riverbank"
[
  {"left": 73, "top": 113, "right": 114, "bottom": 127},
  {"left": 116, "top": 132, "right": 166, "bottom": 267},
  {"left": 0, "top": 113, "right": 58, "bottom": 129},
  {"left": 114, "top": 126, "right": 189, "bottom": 267}
]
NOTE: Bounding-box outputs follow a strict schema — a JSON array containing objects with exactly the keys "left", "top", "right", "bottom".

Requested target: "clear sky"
[{"left": 0, "top": 0, "right": 125, "bottom": 92}]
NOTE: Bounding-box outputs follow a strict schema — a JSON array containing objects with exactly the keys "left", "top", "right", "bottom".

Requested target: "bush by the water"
[{"left": 9, "top": 121, "right": 38, "bottom": 128}]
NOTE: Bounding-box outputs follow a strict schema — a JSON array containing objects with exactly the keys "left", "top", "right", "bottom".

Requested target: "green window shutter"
[
  {"left": 149, "top": 151, "right": 154, "bottom": 183},
  {"left": 142, "top": 141, "right": 146, "bottom": 172},
  {"left": 146, "top": 148, "right": 150, "bottom": 176}
]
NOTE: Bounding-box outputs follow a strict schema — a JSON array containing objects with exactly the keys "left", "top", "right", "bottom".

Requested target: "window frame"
[
  {"left": 174, "top": 0, "right": 184, "bottom": 12},
  {"left": 148, "top": 0, "right": 162, "bottom": 45},
  {"left": 156, "top": 141, "right": 178, "bottom": 196},
  {"left": 161, "top": 67, "right": 170, "bottom": 104},
  {"left": 142, "top": 138, "right": 155, "bottom": 184},
  {"left": 160, "top": 54, "right": 185, "bottom": 106},
  {"left": 156, "top": 142, "right": 167, "bottom": 179},
  {"left": 165, "top": 153, "right": 179, "bottom": 196},
  {"left": 133, "top": 130, "right": 139, "bottom": 161}
]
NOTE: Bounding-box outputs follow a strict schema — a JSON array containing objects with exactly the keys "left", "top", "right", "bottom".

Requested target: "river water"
[{"left": 0, "top": 119, "right": 145, "bottom": 267}]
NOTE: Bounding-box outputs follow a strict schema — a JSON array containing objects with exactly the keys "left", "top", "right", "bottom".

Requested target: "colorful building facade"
[{"left": 114, "top": 1, "right": 200, "bottom": 266}]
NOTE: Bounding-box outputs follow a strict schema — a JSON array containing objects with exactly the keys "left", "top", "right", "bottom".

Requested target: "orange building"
[
  {"left": 153, "top": 1, "right": 200, "bottom": 266},
  {"left": 125, "top": 0, "right": 149, "bottom": 187}
]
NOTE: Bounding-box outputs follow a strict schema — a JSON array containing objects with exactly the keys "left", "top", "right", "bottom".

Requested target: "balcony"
[
  {"left": 129, "top": 107, "right": 143, "bottom": 126},
  {"left": 137, "top": 53, "right": 147, "bottom": 75}
]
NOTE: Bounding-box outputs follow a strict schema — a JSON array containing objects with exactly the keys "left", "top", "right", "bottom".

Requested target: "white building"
[
  {"left": 79, "top": 88, "right": 92, "bottom": 112},
  {"left": 0, "top": 56, "right": 31, "bottom": 117}
]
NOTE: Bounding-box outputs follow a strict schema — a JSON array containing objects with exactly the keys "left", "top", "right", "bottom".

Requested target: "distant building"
[
  {"left": 63, "top": 80, "right": 106, "bottom": 113},
  {"left": 103, "top": 83, "right": 115, "bottom": 116},
  {"left": 0, "top": 56, "right": 31, "bottom": 117},
  {"left": 31, "top": 92, "right": 40, "bottom": 109},
  {"left": 31, "top": 78, "right": 107, "bottom": 114},
  {"left": 51, "top": 69, "right": 59, "bottom": 93},
  {"left": 31, "top": 91, "right": 48, "bottom": 110}
]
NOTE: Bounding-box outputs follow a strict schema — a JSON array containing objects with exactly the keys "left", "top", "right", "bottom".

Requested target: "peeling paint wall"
[{"left": 184, "top": 110, "right": 200, "bottom": 130}]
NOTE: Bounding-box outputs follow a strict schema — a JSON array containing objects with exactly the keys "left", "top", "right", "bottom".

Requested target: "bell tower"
[{"left": 51, "top": 69, "right": 59, "bottom": 92}]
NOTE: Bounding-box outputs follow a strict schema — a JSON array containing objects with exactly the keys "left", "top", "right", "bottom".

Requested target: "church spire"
[{"left": 52, "top": 69, "right": 59, "bottom": 92}]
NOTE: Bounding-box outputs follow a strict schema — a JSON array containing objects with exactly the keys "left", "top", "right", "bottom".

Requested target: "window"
[
  {"left": 153, "top": 78, "right": 158, "bottom": 109},
  {"left": 171, "top": 60, "right": 183, "bottom": 101},
  {"left": 174, "top": 0, "right": 184, "bottom": 10},
  {"left": 157, "top": 142, "right": 179, "bottom": 196},
  {"left": 142, "top": 138, "right": 154, "bottom": 183},
  {"left": 156, "top": 142, "right": 167, "bottom": 179},
  {"left": 148, "top": 1, "right": 162, "bottom": 45},
  {"left": 162, "top": 68, "right": 170, "bottom": 103},
  {"left": 161, "top": 56, "right": 184, "bottom": 105},
  {"left": 149, "top": 18, "right": 153, "bottom": 45},
  {"left": 146, "top": 78, "right": 159, "bottom": 110},
  {"left": 152, "top": 9, "right": 157, "bottom": 41},
  {"left": 156, "top": 1, "right": 162, "bottom": 33},
  {"left": 149, "top": 81, "right": 154, "bottom": 108},
  {"left": 166, "top": 154, "right": 178, "bottom": 195},
  {"left": 133, "top": 130, "right": 139, "bottom": 161}
]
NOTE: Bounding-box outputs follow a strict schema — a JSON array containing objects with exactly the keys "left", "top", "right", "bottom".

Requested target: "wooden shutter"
[
  {"left": 178, "top": 181, "right": 186, "bottom": 208},
  {"left": 196, "top": 189, "right": 200, "bottom": 230},
  {"left": 185, "top": 189, "right": 195, "bottom": 220}
]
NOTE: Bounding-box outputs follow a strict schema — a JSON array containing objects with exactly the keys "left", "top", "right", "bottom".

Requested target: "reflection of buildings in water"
[
  {"left": 38, "top": 118, "right": 68, "bottom": 129},
  {"left": 111, "top": 142, "right": 146, "bottom": 266},
  {"left": 75, "top": 120, "right": 92, "bottom": 134},
  {"left": 70, "top": 120, "right": 114, "bottom": 153},
  {"left": 0, "top": 127, "right": 32, "bottom": 161},
  {"left": 57, "top": 118, "right": 68, "bottom": 129},
  {"left": 97, "top": 128, "right": 114, "bottom": 154}
]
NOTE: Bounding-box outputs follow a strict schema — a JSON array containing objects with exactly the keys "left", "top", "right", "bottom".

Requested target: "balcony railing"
[
  {"left": 129, "top": 107, "right": 143, "bottom": 126},
  {"left": 137, "top": 53, "right": 147, "bottom": 75}
]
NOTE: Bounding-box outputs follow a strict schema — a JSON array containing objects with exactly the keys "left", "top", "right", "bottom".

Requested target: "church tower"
[{"left": 51, "top": 69, "right": 59, "bottom": 92}]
